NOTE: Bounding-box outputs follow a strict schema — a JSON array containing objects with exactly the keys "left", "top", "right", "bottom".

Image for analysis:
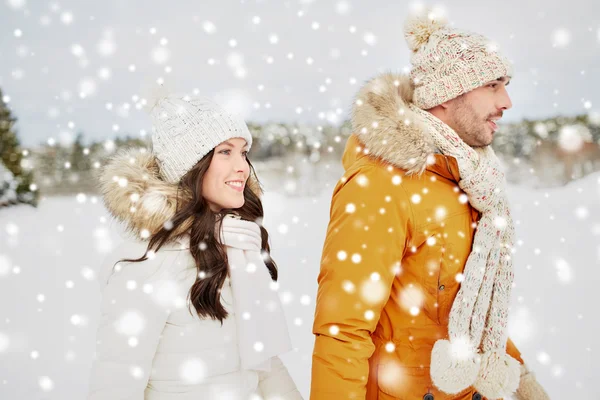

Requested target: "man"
[{"left": 310, "top": 8, "right": 550, "bottom": 400}]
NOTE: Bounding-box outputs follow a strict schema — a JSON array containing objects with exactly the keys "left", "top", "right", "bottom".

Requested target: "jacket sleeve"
[
  {"left": 310, "top": 166, "right": 411, "bottom": 399},
  {"left": 257, "top": 356, "right": 304, "bottom": 399},
  {"left": 506, "top": 337, "right": 525, "bottom": 364},
  {"left": 87, "top": 244, "right": 171, "bottom": 400}
]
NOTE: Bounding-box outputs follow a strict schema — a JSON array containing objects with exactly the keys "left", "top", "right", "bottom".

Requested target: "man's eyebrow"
[{"left": 496, "top": 77, "right": 511, "bottom": 86}]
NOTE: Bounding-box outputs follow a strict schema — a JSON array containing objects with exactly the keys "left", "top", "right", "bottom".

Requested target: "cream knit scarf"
[
  {"left": 220, "top": 215, "right": 292, "bottom": 371},
  {"left": 412, "top": 106, "right": 521, "bottom": 399}
]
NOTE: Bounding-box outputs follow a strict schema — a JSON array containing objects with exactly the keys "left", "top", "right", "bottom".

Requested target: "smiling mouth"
[{"left": 225, "top": 180, "right": 245, "bottom": 191}]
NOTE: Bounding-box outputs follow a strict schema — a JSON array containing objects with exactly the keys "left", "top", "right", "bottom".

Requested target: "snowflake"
[
  {"left": 277, "top": 224, "right": 288, "bottom": 234},
  {"left": 508, "top": 306, "right": 536, "bottom": 343},
  {"left": 79, "top": 78, "right": 97, "bottom": 97},
  {"left": 335, "top": 1, "right": 351, "bottom": 15},
  {"left": 558, "top": 125, "right": 590, "bottom": 152},
  {"left": 360, "top": 275, "right": 387, "bottom": 305},
  {"left": 552, "top": 28, "right": 571, "bottom": 48},
  {"left": 537, "top": 351, "right": 551, "bottom": 365},
  {"left": 0, "top": 332, "right": 9, "bottom": 352},
  {"left": 61, "top": 11, "right": 74, "bottom": 25},
  {"left": 554, "top": 258, "right": 573, "bottom": 283},
  {"left": 449, "top": 336, "right": 476, "bottom": 360},
  {"left": 7, "top": 0, "right": 26, "bottom": 10},
  {"left": 68, "top": 314, "right": 82, "bottom": 327},
  {"left": 130, "top": 365, "right": 144, "bottom": 379},
  {"left": 363, "top": 32, "right": 377, "bottom": 46},
  {"left": 377, "top": 360, "right": 404, "bottom": 388},
  {"left": 0, "top": 254, "right": 12, "bottom": 277},
  {"left": 574, "top": 206, "right": 589, "bottom": 220},
  {"left": 342, "top": 280, "right": 355, "bottom": 293},
  {"left": 203, "top": 21, "right": 217, "bottom": 34},
  {"left": 38, "top": 376, "right": 54, "bottom": 392},
  {"left": 97, "top": 31, "right": 116, "bottom": 57},
  {"left": 151, "top": 47, "right": 170, "bottom": 64},
  {"left": 115, "top": 310, "right": 146, "bottom": 336}
]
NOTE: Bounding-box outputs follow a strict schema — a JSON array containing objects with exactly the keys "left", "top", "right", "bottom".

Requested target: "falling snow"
[{"left": 0, "top": 2, "right": 599, "bottom": 398}]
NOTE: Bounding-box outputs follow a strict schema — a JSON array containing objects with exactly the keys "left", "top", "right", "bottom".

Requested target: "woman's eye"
[
  {"left": 489, "top": 84, "right": 497, "bottom": 89},
  {"left": 219, "top": 149, "right": 231, "bottom": 155},
  {"left": 242, "top": 151, "right": 248, "bottom": 157}
]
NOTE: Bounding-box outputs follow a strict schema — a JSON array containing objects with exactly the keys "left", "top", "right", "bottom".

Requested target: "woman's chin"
[{"left": 219, "top": 199, "right": 245, "bottom": 211}]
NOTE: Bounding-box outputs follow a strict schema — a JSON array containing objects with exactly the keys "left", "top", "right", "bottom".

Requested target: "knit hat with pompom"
[
  {"left": 404, "top": 7, "right": 513, "bottom": 109},
  {"left": 142, "top": 85, "right": 253, "bottom": 184}
]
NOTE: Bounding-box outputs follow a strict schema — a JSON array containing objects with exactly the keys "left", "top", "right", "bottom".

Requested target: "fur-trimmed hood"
[
  {"left": 349, "top": 72, "right": 438, "bottom": 175},
  {"left": 98, "top": 148, "right": 261, "bottom": 239}
]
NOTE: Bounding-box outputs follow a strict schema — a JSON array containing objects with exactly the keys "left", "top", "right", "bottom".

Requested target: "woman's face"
[{"left": 202, "top": 137, "right": 250, "bottom": 212}]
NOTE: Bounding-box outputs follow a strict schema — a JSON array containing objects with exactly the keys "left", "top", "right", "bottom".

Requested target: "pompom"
[
  {"left": 474, "top": 350, "right": 521, "bottom": 399},
  {"left": 141, "top": 83, "right": 171, "bottom": 113},
  {"left": 404, "top": 7, "right": 448, "bottom": 52},
  {"left": 430, "top": 339, "right": 480, "bottom": 394}
]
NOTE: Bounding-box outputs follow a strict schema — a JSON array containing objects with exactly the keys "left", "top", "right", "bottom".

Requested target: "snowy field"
[{"left": 0, "top": 171, "right": 599, "bottom": 400}]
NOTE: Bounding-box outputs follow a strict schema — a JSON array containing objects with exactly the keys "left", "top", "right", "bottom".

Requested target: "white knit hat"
[
  {"left": 404, "top": 8, "right": 513, "bottom": 109},
  {"left": 145, "top": 89, "right": 253, "bottom": 183}
]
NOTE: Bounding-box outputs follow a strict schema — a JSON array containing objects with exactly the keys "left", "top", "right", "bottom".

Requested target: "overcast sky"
[{"left": 1, "top": 0, "right": 599, "bottom": 147}]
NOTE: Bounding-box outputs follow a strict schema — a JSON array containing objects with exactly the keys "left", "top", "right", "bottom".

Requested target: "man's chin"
[{"left": 471, "top": 133, "right": 494, "bottom": 148}]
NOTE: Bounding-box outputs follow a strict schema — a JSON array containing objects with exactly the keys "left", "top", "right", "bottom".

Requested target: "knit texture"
[
  {"left": 514, "top": 364, "right": 551, "bottom": 400},
  {"left": 219, "top": 215, "right": 292, "bottom": 371},
  {"left": 404, "top": 8, "right": 513, "bottom": 109},
  {"left": 148, "top": 94, "right": 253, "bottom": 183},
  {"left": 412, "top": 106, "right": 521, "bottom": 398}
]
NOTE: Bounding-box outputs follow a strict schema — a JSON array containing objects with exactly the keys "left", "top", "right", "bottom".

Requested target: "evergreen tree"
[
  {"left": 0, "top": 87, "right": 38, "bottom": 206},
  {"left": 70, "top": 132, "right": 91, "bottom": 172}
]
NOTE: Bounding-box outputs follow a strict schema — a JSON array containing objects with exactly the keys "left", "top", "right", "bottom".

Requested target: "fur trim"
[
  {"left": 474, "top": 350, "right": 521, "bottom": 399},
  {"left": 430, "top": 339, "right": 480, "bottom": 394},
  {"left": 350, "top": 72, "right": 436, "bottom": 175},
  {"left": 98, "top": 147, "right": 261, "bottom": 239}
]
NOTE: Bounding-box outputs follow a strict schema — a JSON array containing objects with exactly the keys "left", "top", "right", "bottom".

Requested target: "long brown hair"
[{"left": 124, "top": 149, "right": 277, "bottom": 323}]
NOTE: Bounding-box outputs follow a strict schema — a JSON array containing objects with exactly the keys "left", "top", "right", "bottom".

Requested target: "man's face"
[{"left": 445, "top": 77, "right": 513, "bottom": 147}]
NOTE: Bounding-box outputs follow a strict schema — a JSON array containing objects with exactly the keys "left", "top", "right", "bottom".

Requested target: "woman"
[{"left": 88, "top": 92, "right": 302, "bottom": 400}]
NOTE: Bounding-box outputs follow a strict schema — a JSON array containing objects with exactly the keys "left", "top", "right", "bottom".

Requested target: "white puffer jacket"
[
  {"left": 88, "top": 148, "right": 302, "bottom": 400},
  {"left": 88, "top": 240, "right": 301, "bottom": 400}
]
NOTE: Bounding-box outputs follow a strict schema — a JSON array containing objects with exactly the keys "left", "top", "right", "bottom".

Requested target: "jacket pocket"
[
  {"left": 422, "top": 236, "right": 444, "bottom": 324},
  {"left": 377, "top": 363, "right": 435, "bottom": 400},
  {"left": 377, "top": 363, "right": 475, "bottom": 400},
  {"left": 420, "top": 210, "right": 473, "bottom": 325}
]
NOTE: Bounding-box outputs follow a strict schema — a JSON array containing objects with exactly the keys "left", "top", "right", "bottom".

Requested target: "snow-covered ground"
[{"left": 0, "top": 171, "right": 599, "bottom": 399}]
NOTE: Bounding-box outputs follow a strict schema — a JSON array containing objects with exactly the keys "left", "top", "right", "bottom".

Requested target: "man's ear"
[
  {"left": 427, "top": 103, "right": 449, "bottom": 114},
  {"left": 439, "top": 100, "right": 452, "bottom": 110}
]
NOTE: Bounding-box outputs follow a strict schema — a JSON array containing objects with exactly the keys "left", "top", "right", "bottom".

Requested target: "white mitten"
[{"left": 513, "top": 364, "right": 550, "bottom": 400}]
